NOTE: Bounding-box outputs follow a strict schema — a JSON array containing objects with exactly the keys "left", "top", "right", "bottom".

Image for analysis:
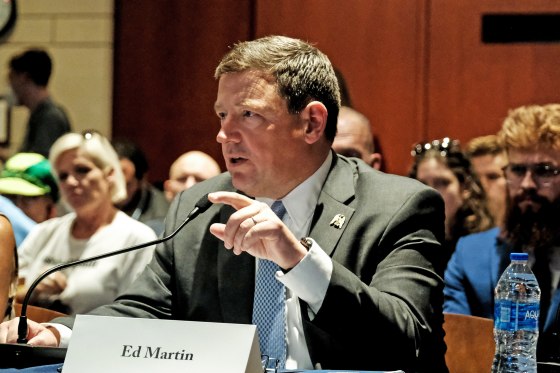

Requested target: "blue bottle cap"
[{"left": 511, "top": 252, "right": 529, "bottom": 261}]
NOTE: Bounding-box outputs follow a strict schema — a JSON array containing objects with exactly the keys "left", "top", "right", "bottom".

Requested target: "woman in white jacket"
[{"left": 17, "top": 131, "right": 157, "bottom": 315}]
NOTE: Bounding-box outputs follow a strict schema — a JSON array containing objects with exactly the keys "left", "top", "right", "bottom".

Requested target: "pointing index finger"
[{"left": 208, "top": 191, "right": 254, "bottom": 211}]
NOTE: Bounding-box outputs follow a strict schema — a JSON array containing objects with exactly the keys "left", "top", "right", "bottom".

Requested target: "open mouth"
[{"left": 230, "top": 157, "right": 247, "bottom": 164}]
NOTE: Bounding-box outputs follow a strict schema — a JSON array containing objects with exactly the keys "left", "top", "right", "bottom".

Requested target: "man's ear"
[
  {"left": 302, "top": 101, "right": 328, "bottom": 144},
  {"left": 370, "top": 153, "right": 383, "bottom": 170}
]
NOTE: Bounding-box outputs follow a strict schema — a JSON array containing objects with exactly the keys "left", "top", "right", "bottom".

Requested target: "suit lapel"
[
  {"left": 490, "top": 232, "right": 508, "bottom": 290},
  {"left": 308, "top": 155, "right": 356, "bottom": 256}
]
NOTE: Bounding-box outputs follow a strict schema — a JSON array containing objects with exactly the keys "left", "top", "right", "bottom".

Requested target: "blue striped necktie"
[{"left": 252, "top": 200, "right": 287, "bottom": 368}]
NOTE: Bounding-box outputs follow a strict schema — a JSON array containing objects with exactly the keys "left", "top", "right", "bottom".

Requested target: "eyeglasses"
[
  {"left": 502, "top": 163, "right": 560, "bottom": 187},
  {"left": 411, "top": 137, "right": 461, "bottom": 157}
]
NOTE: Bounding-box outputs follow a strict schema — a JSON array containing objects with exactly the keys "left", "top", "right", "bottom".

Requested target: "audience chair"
[
  {"left": 443, "top": 312, "right": 494, "bottom": 373},
  {"left": 14, "top": 303, "right": 67, "bottom": 323}
]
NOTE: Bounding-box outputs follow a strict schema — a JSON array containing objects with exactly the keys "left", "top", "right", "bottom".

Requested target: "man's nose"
[
  {"left": 216, "top": 118, "right": 240, "bottom": 144},
  {"left": 519, "top": 170, "right": 538, "bottom": 189}
]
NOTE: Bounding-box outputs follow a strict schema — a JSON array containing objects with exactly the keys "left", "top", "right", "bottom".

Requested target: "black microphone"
[{"left": 2, "top": 193, "right": 212, "bottom": 368}]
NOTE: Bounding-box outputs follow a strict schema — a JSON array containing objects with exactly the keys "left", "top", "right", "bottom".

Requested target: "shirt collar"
[{"left": 258, "top": 151, "right": 332, "bottom": 229}]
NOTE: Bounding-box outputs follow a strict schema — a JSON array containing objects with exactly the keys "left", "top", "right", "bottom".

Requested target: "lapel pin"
[{"left": 329, "top": 214, "right": 346, "bottom": 229}]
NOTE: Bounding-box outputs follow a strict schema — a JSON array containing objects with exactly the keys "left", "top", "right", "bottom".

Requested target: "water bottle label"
[{"left": 494, "top": 300, "right": 539, "bottom": 331}]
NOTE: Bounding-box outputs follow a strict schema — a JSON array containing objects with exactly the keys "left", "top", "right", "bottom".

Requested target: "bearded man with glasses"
[{"left": 444, "top": 103, "right": 560, "bottom": 363}]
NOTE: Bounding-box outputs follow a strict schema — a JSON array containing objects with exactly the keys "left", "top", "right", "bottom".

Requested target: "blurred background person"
[
  {"left": 163, "top": 150, "right": 221, "bottom": 202},
  {"left": 408, "top": 137, "right": 493, "bottom": 264},
  {"left": 333, "top": 106, "right": 383, "bottom": 170},
  {"left": 7, "top": 48, "right": 72, "bottom": 158},
  {"left": 0, "top": 152, "right": 59, "bottom": 223},
  {"left": 0, "top": 214, "right": 17, "bottom": 321},
  {"left": 16, "top": 131, "right": 157, "bottom": 315},
  {"left": 465, "top": 134, "right": 508, "bottom": 228},
  {"left": 112, "top": 138, "right": 169, "bottom": 235},
  {"left": 0, "top": 195, "right": 35, "bottom": 248}
]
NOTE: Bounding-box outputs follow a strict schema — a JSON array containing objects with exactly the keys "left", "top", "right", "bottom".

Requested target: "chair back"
[
  {"left": 443, "top": 312, "right": 495, "bottom": 373},
  {"left": 14, "top": 303, "right": 67, "bottom": 323}
]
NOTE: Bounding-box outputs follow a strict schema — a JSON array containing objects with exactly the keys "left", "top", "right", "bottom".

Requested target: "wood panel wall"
[
  {"left": 113, "top": 0, "right": 560, "bottom": 183},
  {"left": 427, "top": 0, "right": 560, "bottom": 144},
  {"left": 112, "top": 0, "right": 254, "bottom": 182}
]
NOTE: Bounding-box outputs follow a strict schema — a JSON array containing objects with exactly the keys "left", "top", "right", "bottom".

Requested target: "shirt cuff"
[
  {"left": 42, "top": 322, "right": 72, "bottom": 348},
  {"left": 276, "top": 239, "right": 332, "bottom": 314}
]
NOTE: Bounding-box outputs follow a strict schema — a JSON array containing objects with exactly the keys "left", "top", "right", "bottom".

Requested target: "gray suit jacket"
[{"left": 56, "top": 154, "right": 448, "bottom": 372}]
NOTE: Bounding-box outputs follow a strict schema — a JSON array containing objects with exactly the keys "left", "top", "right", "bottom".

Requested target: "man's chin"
[
  {"left": 506, "top": 195, "right": 560, "bottom": 249},
  {"left": 231, "top": 175, "right": 255, "bottom": 196},
  {"left": 517, "top": 200, "right": 541, "bottom": 214}
]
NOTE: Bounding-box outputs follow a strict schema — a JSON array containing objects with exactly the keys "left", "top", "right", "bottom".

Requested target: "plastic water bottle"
[{"left": 491, "top": 252, "right": 540, "bottom": 373}]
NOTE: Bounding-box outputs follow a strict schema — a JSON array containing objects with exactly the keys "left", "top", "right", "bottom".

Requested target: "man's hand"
[
  {"left": 0, "top": 318, "right": 59, "bottom": 346},
  {"left": 208, "top": 191, "right": 307, "bottom": 270}
]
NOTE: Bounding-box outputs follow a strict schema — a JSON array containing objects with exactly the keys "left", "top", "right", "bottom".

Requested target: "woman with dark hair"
[{"left": 408, "top": 138, "right": 494, "bottom": 264}]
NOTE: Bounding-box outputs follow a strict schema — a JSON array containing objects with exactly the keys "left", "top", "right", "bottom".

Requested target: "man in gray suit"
[{"left": 0, "top": 36, "right": 448, "bottom": 372}]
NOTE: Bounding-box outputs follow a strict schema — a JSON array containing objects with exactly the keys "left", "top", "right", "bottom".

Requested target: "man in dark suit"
[
  {"left": 444, "top": 103, "right": 560, "bottom": 363},
  {"left": 0, "top": 35, "right": 448, "bottom": 372}
]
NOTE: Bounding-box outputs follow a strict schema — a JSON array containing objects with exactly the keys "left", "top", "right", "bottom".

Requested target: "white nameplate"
[{"left": 62, "top": 315, "right": 262, "bottom": 373}]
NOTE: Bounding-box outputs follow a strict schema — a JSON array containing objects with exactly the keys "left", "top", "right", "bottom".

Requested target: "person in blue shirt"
[
  {"left": 0, "top": 195, "right": 35, "bottom": 247},
  {"left": 444, "top": 103, "right": 560, "bottom": 362}
]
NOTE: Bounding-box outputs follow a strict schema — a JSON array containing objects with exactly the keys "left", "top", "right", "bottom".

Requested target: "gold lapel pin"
[{"left": 329, "top": 214, "right": 346, "bottom": 229}]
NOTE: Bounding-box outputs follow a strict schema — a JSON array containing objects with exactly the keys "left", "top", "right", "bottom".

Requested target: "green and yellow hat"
[{"left": 0, "top": 153, "right": 59, "bottom": 201}]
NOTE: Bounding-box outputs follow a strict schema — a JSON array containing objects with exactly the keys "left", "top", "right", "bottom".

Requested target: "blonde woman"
[{"left": 17, "top": 131, "right": 157, "bottom": 315}]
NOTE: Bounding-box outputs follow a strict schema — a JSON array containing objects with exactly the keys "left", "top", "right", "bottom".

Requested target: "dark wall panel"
[
  {"left": 113, "top": 1, "right": 253, "bottom": 183},
  {"left": 427, "top": 0, "right": 560, "bottom": 147}
]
